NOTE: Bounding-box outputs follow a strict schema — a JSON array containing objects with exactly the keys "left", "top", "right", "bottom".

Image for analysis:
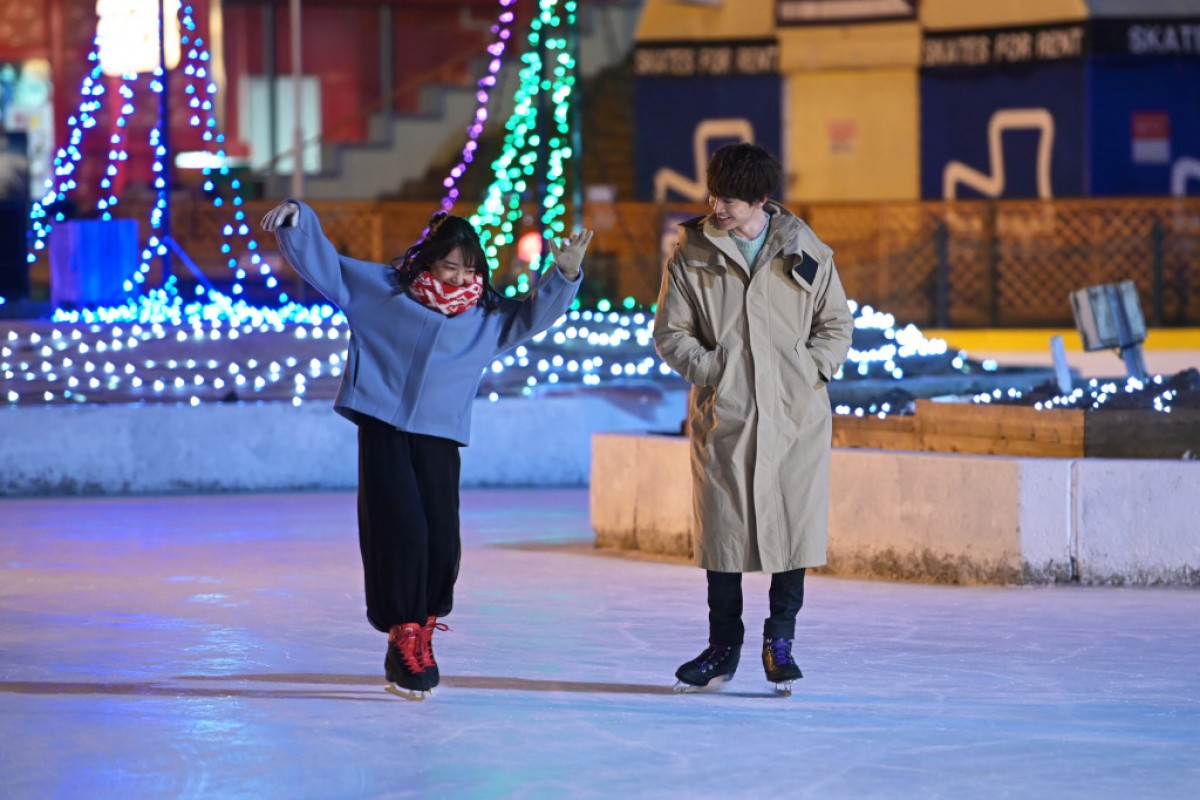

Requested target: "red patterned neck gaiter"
[{"left": 408, "top": 272, "right": 483, "bottom": 316}]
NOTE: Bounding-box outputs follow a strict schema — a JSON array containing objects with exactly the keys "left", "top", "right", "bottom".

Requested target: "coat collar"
[{"left": 677, "top": 203, "right": 827, "bottom": 291}]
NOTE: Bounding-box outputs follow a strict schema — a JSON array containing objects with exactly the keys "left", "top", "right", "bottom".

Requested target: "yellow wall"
[
  {"left": 778, "top": 21, "right": 920, "bottom": 71},
  {"left": 784, "top": 69, "right": 919, "bottom": 201},
  {"left": 635, "top": 0, "right": 776, "bottom": 41},
  {"left": 920, "top": 0, "right": 1088, "bottom": 29}
]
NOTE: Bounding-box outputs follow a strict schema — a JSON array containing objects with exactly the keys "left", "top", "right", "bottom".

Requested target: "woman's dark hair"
[
  {"left": 706, "top": 143, "right": 781, "bottom": 204},
  {"left": 392, "top": 212, "right": 498, "bottom": 310}
]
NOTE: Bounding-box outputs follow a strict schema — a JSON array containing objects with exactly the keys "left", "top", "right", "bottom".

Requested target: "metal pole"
[
  {"left": 934, "top": 220, "right": 949, "bottom": 327},
  {"left": 986, "top": 204, "right": 999, "bottom": 325},
  {"left": 1151, "top": 216, "right": 1164, "bottom": 326},
  {"left": 380, "top": 5, "right": 394, "bottom": 117},
  {"left": 264, "top": 3, "right": 278, "bottom": 198},
  {"left": 568, "top": 3, "right": 582, "bottom": 234},
  {"left": 158, "top": 0, "right": 173, "bottom": 285},
  {"left": 209, "top": 0, "right": 227, "bottom": 133},
  {"left": 536, "top": 18, "right": 548, "bottom": 273},
  {"left": 290, "top": 0, "right": 304, "bottom": 198},
  {"left": 1049, "top": 334, "right": 1073, "bottom": 394}
]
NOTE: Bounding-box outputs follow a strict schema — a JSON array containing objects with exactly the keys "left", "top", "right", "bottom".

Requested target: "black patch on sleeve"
[{"left": 792, "top": 252, "right": 819, "bottom": 286}]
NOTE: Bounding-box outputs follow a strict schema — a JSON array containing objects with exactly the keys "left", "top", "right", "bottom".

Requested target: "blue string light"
[{"left": 22, "top": 4, "right": 279, "bottom": 306}]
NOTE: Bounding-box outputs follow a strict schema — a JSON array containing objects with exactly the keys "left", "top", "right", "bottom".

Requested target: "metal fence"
[
  {"left": 36, "top": 196, "right": 1200, "bottom": 327},
  {"left": 800, "top": 199, "right": 1200, "bottom": 328}
]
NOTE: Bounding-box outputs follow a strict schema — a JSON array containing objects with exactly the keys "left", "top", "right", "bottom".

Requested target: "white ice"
[{"left": 1, "top": 489, "right": 1197, "bottom": 798}]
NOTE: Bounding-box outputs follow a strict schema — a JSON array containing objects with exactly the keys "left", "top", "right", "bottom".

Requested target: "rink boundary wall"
[
  {"left": 0, "top": 391, "right": 690, "bottom": 497},
  {"left": 6, "top": 395, "right": 1197, "bottom": 587},
  {"left": 591, "top": 433, "right": 1200, "bottom": 587}
]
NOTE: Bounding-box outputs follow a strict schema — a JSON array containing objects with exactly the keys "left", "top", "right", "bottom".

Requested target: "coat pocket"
[
  {"left": 697, "top": 344, "right": 727, "bottom": 388},
  {"left": 793, "top": 340, "right": 826, "bottom": 390}
]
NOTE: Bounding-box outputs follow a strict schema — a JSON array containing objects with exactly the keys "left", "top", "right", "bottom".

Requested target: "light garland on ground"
[
  {"left": 976, "top": 374, "right": 1181, "bottom": 413},
  {"left": 4, "top": 300, "right": 347, "bottom": 407},
  {"left": 4, "top": 302, "right": 995, "bottom": 411},
  {"left": 847, "top": 302, "right": 954, "bottom": 381}
]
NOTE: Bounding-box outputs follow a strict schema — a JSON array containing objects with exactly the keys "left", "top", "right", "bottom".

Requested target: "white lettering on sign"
[
  {"left": 735, "top": 45, "right": 778, "bottom": 74},
  {"left": 697, "top": 47, "right": 733, "bottom": 76},
  {"left": 923, "top": 36, "right": 991, "bottom": 67},
  {"left": 923, "top": 25, "right": 1085, "bottom": 67},
  {"left": 1035, "top": 27, "right": 1085, "bottom": 60},
  {"left": 1128, "top": 24, "right": 1200, "bottom": 55},
  {"left": 993, "top": 32, "right": 1034, "bottom": 62},
  {"left": 634, "top": 43, "right": 778, "bottom": 77}
]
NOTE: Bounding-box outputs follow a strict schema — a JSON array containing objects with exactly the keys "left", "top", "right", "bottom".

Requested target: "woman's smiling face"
[{"left": 429, "top": 247, "right": 477, "bottom": 287}]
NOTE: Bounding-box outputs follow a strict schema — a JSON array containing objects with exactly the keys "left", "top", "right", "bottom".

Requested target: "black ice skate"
[
  {"left": 385, "top": 622, "right": 431, "bottom": 700},
  {"left": 762, "top": 637, "right": 802, "bottom": 695},
  {"left": 673, "top": 644, "right": 740, "bottom": 693}
]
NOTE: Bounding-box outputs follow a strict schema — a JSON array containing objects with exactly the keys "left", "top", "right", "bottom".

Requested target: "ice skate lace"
[
  {"left": 395, "top": 626, "right": 424, "bottom": 673},
  {"left": 419, "top": 620, "right": 451, "bottom": 669},
  {"left": 767, "top": 638, "right": 794, "bottom": 667},
  {"left": 697, "top": 645, "right": 733, "bottom": 673}
]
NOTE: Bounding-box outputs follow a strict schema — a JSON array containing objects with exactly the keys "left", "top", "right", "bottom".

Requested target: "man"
[{"left": 653, "top": 143, "right": 853, "bottom": 694}]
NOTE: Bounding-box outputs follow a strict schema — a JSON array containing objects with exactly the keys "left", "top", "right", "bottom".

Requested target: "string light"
[
  {"left": 1018, "top": 374, "right": 1181, "bottom": 413},
  {"left": 25, "top": 36, "right": 106, "bottom": 266},
  {"left": 97, "top": 79, "right": 134, "bottom": 219},
  {"left": 440, "top": 0, "right": 518, "bottom": 214},
  {"left": 3, "top": 302, "right": 1015, "bottom": 413},
  {"left": 470, "top": 0, "right": 577, "bottom": 297},
  {"left": 11, "top": 2, "right": 1174, "bottom": 422},
  {"left": 19, "top": 4, "right": 278, "bottom": 306}
]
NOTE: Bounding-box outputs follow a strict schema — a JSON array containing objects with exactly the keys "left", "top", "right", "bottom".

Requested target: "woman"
[{"left": 262, "top": 200, "right": 592, "bottom": 699}]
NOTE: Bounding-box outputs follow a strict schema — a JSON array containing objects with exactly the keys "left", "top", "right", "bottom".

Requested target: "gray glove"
[
  {"left": 548, "top": 229, "right": 594, "bottom": 279},
  {"left": 261, "top": 201, "right": 300, "bottom": 232}
]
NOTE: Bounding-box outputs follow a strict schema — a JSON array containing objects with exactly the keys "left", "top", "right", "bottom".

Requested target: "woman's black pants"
[
  {"left": 356, "top": 416, "right": 462, "bottom": 633},
  {"left": 707, "top": 568, "right": 806, "bottom": 646}
]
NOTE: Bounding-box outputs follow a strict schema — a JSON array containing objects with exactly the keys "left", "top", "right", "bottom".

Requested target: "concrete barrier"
[
  {"left": 0, "top": 389, "right": 689, "bottom": 496},
  {"left": 590, "top": 433, "right": 1200, "bottom": 587},
  {"left": 0, "top": 402, "right": 357, "bottom": 496}
]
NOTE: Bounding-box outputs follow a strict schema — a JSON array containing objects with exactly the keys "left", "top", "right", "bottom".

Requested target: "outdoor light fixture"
[
  {"left": 96, "top": 0, "right": 182, "bottom": 77},
  {"left": 1069, "top": 279, "right": 1148, "bottom": 380}
]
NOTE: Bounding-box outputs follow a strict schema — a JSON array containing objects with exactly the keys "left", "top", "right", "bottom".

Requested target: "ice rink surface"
[{"left": 1, "top": 489, "right": 1197, "bottom": 799}]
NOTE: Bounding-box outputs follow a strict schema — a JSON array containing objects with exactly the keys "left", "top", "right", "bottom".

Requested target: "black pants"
[
  {"left": 707, "top": 568, "right": 806, "bottom": 646},
  {"left": 357, "top": 416, "right": 462, "bottom": 633}
]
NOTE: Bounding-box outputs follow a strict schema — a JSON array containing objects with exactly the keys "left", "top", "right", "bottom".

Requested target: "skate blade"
[
  {"left": 772, "top": 681, "right": 795, "bottom": 696},
  {"left": 384, "top": 683, "right": 427, "bottom": 702},
  {"left": 673, "top": 674, "right": 733, "bottom": 694}
]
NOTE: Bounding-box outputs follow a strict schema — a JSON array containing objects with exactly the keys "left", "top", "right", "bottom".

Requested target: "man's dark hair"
[{"left": 706, "top": 143, "right": 781, "bottom": 204}]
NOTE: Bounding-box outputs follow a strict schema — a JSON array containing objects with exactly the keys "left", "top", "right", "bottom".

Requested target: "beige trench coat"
[{"left": 653, "top": 203, "right": 853, "bottom": 573}]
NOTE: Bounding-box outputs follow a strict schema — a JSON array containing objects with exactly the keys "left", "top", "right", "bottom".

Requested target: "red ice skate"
[{"left": 385, "top": 622, "right": 431, "bottom": 700}]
